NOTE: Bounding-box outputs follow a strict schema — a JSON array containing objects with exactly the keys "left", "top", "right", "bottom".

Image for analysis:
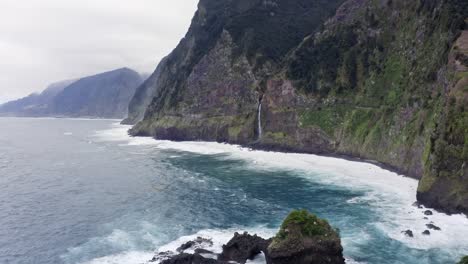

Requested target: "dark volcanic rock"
[
  {"left": 151, "top": 251, "right": 175, "bottom": 263},
  {"left": 154, "top": 210, "right": 346, "bottom": 264},
  {"left": 194, "top": 249, "right": 214, "bottom": 255},
  {"left": 422, "top": 230, "right": 431, "bottom": 235},
  {"left": 424, "top": 210, "right": 433, "bottom": 216},
  {"left": 177, "top": 237, "right": 213, "bottom": 253},
  {"left": 160, "top": 253, "right": 224, "bottom": 264},
  {"left": 426, "top": 224, "right": 441, "bottom": 231},
  {"left": 402, "top": 230, "right": 414, "bottom": 238},
  {"left": 218, "top": 232, "right": 271, "bottom": 264}
]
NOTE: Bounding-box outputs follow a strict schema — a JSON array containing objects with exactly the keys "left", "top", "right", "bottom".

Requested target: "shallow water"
[{"left": 0, "top": 118, "right": 467, "bottom": 264}]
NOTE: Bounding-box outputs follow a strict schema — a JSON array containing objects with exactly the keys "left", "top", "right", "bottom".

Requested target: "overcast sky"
[{"left": 0, "top": 0, "right": 198, "bottom": 103}]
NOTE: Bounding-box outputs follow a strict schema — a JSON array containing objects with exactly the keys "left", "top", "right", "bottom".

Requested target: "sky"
[{"left": 0, "top": 0, "right": 198, "bottom": 104}]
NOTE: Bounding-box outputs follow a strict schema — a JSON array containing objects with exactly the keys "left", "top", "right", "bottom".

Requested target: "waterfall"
[{"left": 257, "top": 100, "right": 263, "bottom": 140}]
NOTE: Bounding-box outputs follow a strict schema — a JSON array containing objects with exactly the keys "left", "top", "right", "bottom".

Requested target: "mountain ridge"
[{"left": 0, "top": 68, "right": 144, "bottom": 119}]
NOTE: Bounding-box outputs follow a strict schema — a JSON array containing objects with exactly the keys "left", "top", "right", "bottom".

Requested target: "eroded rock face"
[
  {"left": 152, "top": 211, "right": 345, "bottom": 264},
  {"left": 130, "top": 0, "right": 346, "bottom": 144},
  {"left": 123, "top": 57, "right": 169, "bottom": 124},
  {"left": 176, "top": 237, "right": 214, "bottom": 253},
  {"left": 131, "top": 30, "right": 259, "bottom": 143},
  {"left": 218, "top": 232, "right": 271, "bottom": 264}
]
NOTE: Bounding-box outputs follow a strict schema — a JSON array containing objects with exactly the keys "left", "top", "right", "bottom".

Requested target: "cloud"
[{"left": 0, "top": 0, "right": 198, "bottom": 103}]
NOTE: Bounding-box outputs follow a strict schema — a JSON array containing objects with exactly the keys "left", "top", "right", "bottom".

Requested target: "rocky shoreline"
[{"left": 150, "top": 210, "right": 345, "bottom": 264}]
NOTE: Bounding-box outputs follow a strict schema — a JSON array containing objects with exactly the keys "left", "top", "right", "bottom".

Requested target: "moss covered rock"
[{"left": 267, "top": 210, "right": 344, "bottom": 264}]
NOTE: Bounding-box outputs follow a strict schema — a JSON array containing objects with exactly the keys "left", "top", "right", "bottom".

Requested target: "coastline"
[
  {"left": 246, "top": 141, "right": 420, "bottom": 181},
  {"left": 89, "top": 121, "right": 468, "bottom": 263}
]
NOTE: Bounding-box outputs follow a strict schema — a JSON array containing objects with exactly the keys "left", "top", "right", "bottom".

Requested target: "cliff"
[
  {"left": 0, "top": 68, "right": 144, "bottom": 119},
  {"left": 129, "top": 0, "right": 468, "bottom": 215},
  {"left": 123, "top": 57, "right": 169, "bottom": 124},
  {"left": 0, "top": 80, "right": 75, "bottom": 116},
  {"left": 51, "top": 68, "right": 143, "bottom": 118}
]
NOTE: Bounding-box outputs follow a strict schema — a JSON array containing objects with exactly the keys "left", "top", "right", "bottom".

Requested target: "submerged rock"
[
  {"left": 160, "top": 253, "right": 224, "bottom": 264},
  {"left": 195, "top": 249, "right": 214, "bottom": 255},
  {"left": 426, "top": 224, "right": 441, "bottom": 231},
  {"left": 151, "top": 251, "right": 176, "bottom": 263},
  {"left": 177, "top": 237, "right": 213, "bottom": 253},
  {"left": 402, "top": 230, "right": 414, "bottom": 238},
  {"left": 218, "top": 232, "right": 271, "bottom": 264},
  {"left": 422, "top": 230, "right": 431, "bottom": 235},
  {"left": 424, "top": 210, "right": 433, "bottom": 216},
  {"left": 267, "top": 210, "right": 345, "bottom": 264}
]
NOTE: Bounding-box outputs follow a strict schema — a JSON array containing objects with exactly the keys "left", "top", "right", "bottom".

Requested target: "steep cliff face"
[
  {"left": 130, "top": 0, "right": 346, "bottom": 140},
  {"left": 130, "top": 0, "right": 467, "bottom": 214},
  {"left": 123, "top": 57, "right": 168, "bottom": 124},
  {"left": 417, "top": 25, "right": 468, "bottom": 214},
  {"left": 51, "top": 68, "right": 143, "bottom": 118}
]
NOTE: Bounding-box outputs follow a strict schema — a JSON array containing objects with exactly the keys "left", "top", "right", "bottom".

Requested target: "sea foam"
[
  {"left": 79, "top": 251, "right": 154, "bottom": 264},
  {"left": 92, "top": 123, "right": 468, "bottom": 260}
]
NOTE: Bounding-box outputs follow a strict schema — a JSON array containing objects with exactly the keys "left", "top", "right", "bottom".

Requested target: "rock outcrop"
[
  {"left": 128, "top": 0, "right": 468, "bottom": 215},
  {"left": 267, "top": 210, "right": 344, "bottom": 264},
  {"left": 152, "top": 210, "right": 343, "bottom": 264},
  {"left": 218, "top": 232, "right": 270, "bottom": 263}
]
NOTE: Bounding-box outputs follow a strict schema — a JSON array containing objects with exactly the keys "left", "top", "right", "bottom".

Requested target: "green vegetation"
[
  {"left": 299, "top": 106, "right": 347, "bottom": 136},
  {"left": 225, "top": 0, "right": 346, "bottom": 69},
  {"left": 275, "top": 209, "right": 334, "bottom": 240},
  {"left": 458, "top": 256, "right": 468, "bottom": 264}
]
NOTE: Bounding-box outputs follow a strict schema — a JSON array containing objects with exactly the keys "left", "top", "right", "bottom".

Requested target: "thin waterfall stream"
[{"left": 257, "top": 99, "right": 262, "bottom": 139}]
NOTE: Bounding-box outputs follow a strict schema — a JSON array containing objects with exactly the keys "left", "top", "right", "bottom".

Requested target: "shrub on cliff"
[
  {"left": 458, "top": 256, "right": 468, "bottom": 264},
  {"left": 275, "top": 209, "right": 334, "bottom": 240}
]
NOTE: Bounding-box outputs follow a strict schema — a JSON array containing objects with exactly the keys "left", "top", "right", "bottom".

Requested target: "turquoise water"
[{"left": 0, "top": 118, "right": 467, "bottom": 264}]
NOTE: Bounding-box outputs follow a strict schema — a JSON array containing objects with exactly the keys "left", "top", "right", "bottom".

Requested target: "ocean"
[{"left": 0, "top": 117, "right": 467, "bottom": 264}]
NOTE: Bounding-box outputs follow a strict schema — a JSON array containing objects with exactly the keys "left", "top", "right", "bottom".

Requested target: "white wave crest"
[
  {"left": 79, "top": 251, "right": 154, "bottom": 264},
  {"left": 92, "top": 123, "right": 468, "bottom": 259}
]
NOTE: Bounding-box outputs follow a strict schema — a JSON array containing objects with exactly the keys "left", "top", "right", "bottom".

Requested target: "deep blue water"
[{"left": 0, "top": 118, "right": 467, "bottom": 264}]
